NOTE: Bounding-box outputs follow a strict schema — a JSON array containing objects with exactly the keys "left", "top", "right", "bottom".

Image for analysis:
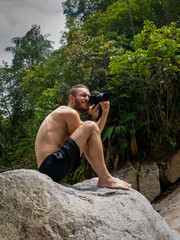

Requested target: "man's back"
[{"left": 35, "top": 106, "right": 80, "bottom": 168}]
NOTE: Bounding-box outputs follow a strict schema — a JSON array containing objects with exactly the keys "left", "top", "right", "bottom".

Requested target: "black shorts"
[{"left": 38, "top": 138, "right": 81, "bottom": 182}]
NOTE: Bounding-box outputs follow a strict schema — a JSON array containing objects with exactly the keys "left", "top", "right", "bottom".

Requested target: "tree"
[
  {"left": 5, "top": 25, "right": 53, "bottom": 70},
  {"left": 62, "top": 0, "right": 117, "bottom": 21},
  {"left": 0, "top": 25, "right": 53, "bottom": 170},
  {"left": 83, "top": 0, "right": 180, "bottom": 48},
  {"left": 109, "top": 21, "right": 180, "bottom": 154},
  {"left": 58, "top": 29, "right": 118, "bottom": 91},
  {"left": 3, "top": 24, "right": 53, "bottom": 116}
]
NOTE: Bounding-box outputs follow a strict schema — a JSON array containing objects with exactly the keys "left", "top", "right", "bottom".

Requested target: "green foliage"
[
  {"left": 103, "top": 126, "right": 115, "bottom": 141},
  {"left": 22, "top": 64, "right": 55, "bottom": 105},
  {"left": 0, "top": 25, "right": 53, "bottom": 171},
  {"left": 57, "top": 30, "right": 116, "bottom": 90},
  {"left": 84, "top": 0, "right": 180, "bottom": 48},
  {"left": 64, "top": 164, "right": 86, "bottom": 184},
  {"left": 84, "top": 1, "right": 136, "bottom": 43},
  {"left": 109, "top": 21, "right": 180, "bottom": 151},
  {"left": 62, "top": 0, "right": 117, "bottom": 21},
  {"left": 34, "top": 88, "right": 59, "bottom": 128},
  {"left": 103, "top": 125, "right": 128, "bottom": 153}
]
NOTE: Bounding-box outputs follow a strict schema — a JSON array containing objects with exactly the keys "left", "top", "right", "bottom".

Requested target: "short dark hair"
[{"left": 69, "top": 84, "right": 89, "bottom": 98}]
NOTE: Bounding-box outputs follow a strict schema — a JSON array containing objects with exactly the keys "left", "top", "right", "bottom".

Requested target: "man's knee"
[{"left": 82, "top": 120, "right": 100, "bottom": 134}]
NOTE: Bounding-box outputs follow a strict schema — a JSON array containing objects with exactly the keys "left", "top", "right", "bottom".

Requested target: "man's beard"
[{"left": 74, "top": 98, "right": 89, "bottom": 113}]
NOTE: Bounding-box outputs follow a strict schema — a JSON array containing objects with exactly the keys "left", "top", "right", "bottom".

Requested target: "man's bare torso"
[{"left": 35, "top": 106, "right": 80, "bottom": 168}]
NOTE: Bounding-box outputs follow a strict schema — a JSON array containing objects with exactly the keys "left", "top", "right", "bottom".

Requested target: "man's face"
[{"left": 73, "top": 88, "right": 90, "bottom": 113}]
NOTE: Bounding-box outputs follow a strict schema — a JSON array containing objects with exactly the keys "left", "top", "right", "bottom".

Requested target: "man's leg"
[{"left": 70, "top": 121, "right": 131, "bottom": 189}]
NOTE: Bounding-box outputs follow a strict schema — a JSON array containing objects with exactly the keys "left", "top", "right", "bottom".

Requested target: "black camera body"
[
  {"left": 89, "top": 92, "right": 110, "bottom": 120},
  {"left": 89, "top": 92, "right": 110, "bottom": 105}
]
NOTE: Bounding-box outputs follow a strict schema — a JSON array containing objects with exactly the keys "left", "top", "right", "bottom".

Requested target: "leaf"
[
  {"left": 115, "top": 126, "right": 126, "bottom": 135},
  {"left": 102, "top": 126, "right": 114, "bottom": 142},
  {"left": 120, "top": 138, "right": 129, "bottom": 149}
]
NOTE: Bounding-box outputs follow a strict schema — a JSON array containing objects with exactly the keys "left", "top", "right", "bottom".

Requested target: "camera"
[
  {"left": 89, "top": 92, "right": 110, "bottom": 105},
  {"left": 89, "top": 92, "right": 110, "bottom": 120}
]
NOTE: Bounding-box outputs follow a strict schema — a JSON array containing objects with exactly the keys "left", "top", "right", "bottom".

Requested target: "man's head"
[{"left": 68, "top": 84, "right": 90, "bottom": 114}]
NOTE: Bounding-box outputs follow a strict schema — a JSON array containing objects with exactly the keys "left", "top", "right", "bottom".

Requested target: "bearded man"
[{"left": 35, "top": 84, "right": 131, "bottom": 189}]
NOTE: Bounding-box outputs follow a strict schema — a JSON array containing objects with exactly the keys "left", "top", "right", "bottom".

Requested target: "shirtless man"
[{"left": 35, "top": 84, "right": 131, "bottom": 189}]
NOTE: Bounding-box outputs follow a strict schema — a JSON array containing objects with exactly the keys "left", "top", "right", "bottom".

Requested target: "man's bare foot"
[{"left": 98, "top": 176, "right": 131, "bottom": 190}]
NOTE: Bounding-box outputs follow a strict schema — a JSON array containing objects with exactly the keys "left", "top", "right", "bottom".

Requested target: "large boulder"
[
  {"left": 112, "top": 161, "right": 138, "bottom": 190},
  {"left": 153, "top": 182, "right": 180, "bottom": 233},
  {"left": 167, "top": 150, "right": 180, "bottom": 183},
  {"left": 113, "top": 161, "right": 161, "bottom": 202},
  {"left": 0, "top": 169, "right": 179, "bottom": 240},
  {"left": 139, "top": 162, "right": 161, "bottom": 202}
]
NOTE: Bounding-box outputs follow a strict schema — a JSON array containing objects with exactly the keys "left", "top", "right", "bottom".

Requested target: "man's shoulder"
[
  {"left": 54, "top": 106, "right": 77, "bottom": 115},
  {"left": 53, "top": 106, "right": 80, "bottom": 122}
]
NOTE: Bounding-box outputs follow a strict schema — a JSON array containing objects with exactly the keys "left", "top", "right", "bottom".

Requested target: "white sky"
[{"left": 0, "top": 0, "right": 66, "bottom": 65}]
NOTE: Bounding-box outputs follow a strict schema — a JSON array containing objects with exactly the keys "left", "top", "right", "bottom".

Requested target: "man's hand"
[
  {"left": 99, "top": 101, "right": 110, "bottom": 114},
  {"left": 89, "top": 104, "right": 100, "bottom": 121}
]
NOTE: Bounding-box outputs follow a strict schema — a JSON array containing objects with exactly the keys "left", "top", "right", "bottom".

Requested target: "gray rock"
[
  {"left": 139, "top": 162, "right": 161, "bottom": 202},
  {"left": 153, "top": 183, "right": 180, "bottom": 233},
  {"left": 167, "top": 150, "right": 180, "bottom": 183},
  {"left": 112, "top": 161, "right": 138, "bottom": 190},
  {"left": 0, "top": 169, "right": 179, "bottom": 240}
]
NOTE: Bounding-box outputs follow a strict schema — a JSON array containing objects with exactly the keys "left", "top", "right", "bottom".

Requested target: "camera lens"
[{"left": 102, "top": 93, "right": 109, "bottom": 101}]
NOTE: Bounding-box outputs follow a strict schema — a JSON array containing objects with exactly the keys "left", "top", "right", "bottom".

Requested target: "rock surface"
[
  {"left": 112, "top": 161, "right": 138, "bottom": 190},
  {"left": 153, "top": 182, "right": 180, "bottom": 233},
  {"left": 113, "top": 161, "right": 161, "bottom": 202},
  {"left": 139, "top": 162, "right": 161, "bottom": 202},
  {"left": 0, "top": 169, "right": 179, "bottom": 240},
  {"left": 167, "top": 150, "right": 180, "bottom": 183}
]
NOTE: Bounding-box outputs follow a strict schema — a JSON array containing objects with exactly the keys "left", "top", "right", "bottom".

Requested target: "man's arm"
[
  {"left": 96, "top": 101, "right": 110, "bottom": 133},
  {"left": 89, "top": 101, "right": 110, "bottom": 132}
]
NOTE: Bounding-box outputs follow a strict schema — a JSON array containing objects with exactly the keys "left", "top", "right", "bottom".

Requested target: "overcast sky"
[{"left": 0, "top": 0, "right": 66, "bottom": 65}]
